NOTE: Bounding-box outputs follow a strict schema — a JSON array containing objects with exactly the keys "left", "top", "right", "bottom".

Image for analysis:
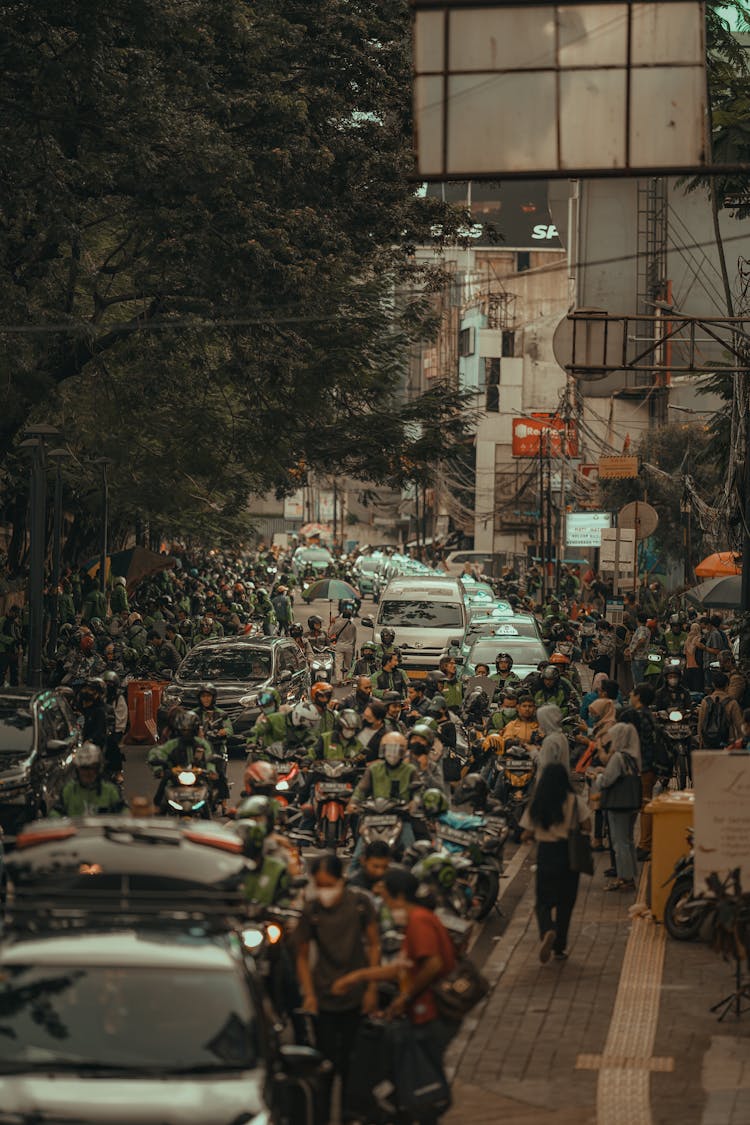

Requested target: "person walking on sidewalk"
[
  {"left": 594, "top": 722, "right": 642, "bottom": 892},
  {"left": 521, "top": 763, "right": 592, "bottom": 963}
]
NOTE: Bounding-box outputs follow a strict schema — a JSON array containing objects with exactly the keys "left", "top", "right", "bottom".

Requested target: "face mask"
[
  {"left": 316, "top": 884, "right": 342, "bottom": 908},
  {"left": 262, "top": 704, "right": 275, "bottom": 715},
  {"left": 384, "top": 747, "right": 402, "bottom": 767},
  {"left": 390, "top": 907, "right": 408, "bottom": 927},
  {"left": 503, "top": 707, "right": 517, "bottom": 718}
]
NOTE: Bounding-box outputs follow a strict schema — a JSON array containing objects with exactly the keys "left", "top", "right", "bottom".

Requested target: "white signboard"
[
  {"left": 283, "top": 491, "right": 304, "bottom": 521},
  {"left": 693, "top": 751, "right": 750, "bottom": 893},
  {"left": 319, "top": 491, "right": 335, "bottom": 522},
  {"left": 599, "top": 527, "right": 636, "bottom": 566},
  {"left": 566, "top": 511, "right": 612, "bottom": 547}
]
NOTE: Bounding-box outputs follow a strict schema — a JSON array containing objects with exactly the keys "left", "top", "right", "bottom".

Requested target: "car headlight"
[{"left": 241, "top": 926, "right": 265, "bottom": 951}]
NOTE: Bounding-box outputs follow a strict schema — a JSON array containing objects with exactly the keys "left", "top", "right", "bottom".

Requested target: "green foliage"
[
  {"left": 598, "top": 424, "right": 724, "bottom": 566},
  {"left": 0, "top": 0, "right": 470, "bottom": 558}
]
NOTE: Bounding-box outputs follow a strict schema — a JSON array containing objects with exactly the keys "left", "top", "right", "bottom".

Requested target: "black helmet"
[
  {"left": 409, "top": 723, "right": 436, "bottom": 748},
  {"left": 307, "top": 615, "right": 323, "bottom": 629},
  {"left": 198, "top": 682, "right": 217, "bottom": 702},
  {"left": 456, "top": 772, "right": 488, "bottom": 808},
  {"left": 495, "top": 652, "right": 514, "bottom": 669},
  {"left": 101, "top": 670, "right": 120, "bottom": 699},
  {"left": 427, "top": 694, "right": 448, "bottom": 717},
  {"left": 381, "top": 628, "right": 396, "bottom": 645},
  {"left": 541, "top": 665, "right": 560, "bottom": 684},
  {"left": 81, "top": 677, "right": 105, "bottom": 701},
  {"left": 289, "top": 623, "right": 304, "bottom": 638},
  {"left": 175, "top": 709, "right": 200, "bottom": 737}
]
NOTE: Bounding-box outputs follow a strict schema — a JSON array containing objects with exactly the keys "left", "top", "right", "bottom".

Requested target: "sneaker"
[
  {"left": 553, "top": 951, "right": 568, "bottom": 961},
  {"left": 539, "top": 930, "right": 556, "bottom": 964}
]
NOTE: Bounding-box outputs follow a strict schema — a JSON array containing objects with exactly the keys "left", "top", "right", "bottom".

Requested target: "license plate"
[
  {"left": 317, "top": 783, "right": 351, "bottom": 796},
  {"left": 405, "top": 669, "right": 427, "bottom": 679},
  {"left": 506, "top": 759, "right": 531, "bottom": 769},
  {"left": 667, "top": 727, "right": 690, "bottom": 737},
  {"left": 437, "top": 826, "right": 476, "bottom": 846},
  {"left": 173, "top": 788, "right": 202, "bottom": 800},
  {"left": 364, "top": 815, "right": 399, "bottom": 827}
]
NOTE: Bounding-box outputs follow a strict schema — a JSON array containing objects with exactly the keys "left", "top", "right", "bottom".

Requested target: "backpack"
[{"left": 702, "top": 693, "right": 731, "bottom": 749}]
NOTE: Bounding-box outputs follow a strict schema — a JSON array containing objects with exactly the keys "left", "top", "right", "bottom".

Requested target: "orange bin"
[{"left": 126, "top": 680, "right": 166, "bottom": 745}]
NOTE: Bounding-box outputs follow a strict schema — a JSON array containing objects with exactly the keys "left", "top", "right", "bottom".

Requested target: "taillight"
[{"left": 15, "top": 826, "right": 78, "bottom": 849}]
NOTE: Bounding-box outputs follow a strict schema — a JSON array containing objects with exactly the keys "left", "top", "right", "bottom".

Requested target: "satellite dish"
[{"left": 618, "top": 501, "right": 658, "bottom": 540}]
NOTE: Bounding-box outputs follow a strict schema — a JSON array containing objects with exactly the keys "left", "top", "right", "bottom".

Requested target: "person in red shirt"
[{"left": 331, "top": 867, "right": 457, "bottom": 1070}]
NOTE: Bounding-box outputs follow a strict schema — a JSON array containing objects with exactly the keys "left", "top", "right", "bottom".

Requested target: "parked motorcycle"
[
  {"left": 495, "top": 744, "right": 537, "bottom": 835},
  {"left": 663, "top": 830, "right": 711, "bottom": 941},
  {"left": 163, "top": 765, "right": 213, "bottom": 818},
  {"left": 430, "top": 811, "right": 509, "bottom": 919},
  {"left": 310, "top": 759, "right": 361, "bottom": 849}
]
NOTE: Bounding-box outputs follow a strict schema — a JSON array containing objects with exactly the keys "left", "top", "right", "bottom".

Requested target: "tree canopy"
[{"left": 0, "top": 0, "right": 470, "bottom": 564}]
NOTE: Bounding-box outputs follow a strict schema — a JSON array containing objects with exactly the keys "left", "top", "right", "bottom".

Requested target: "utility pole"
[
  {"left": 545, "top": 431, "right": 553, "bottom": 593},
  {"left": 538, "top": 435, "right": 546, "bottom": 599},
  {"left": 47, "top": 447, "right": 70, "bottom": 659},
  {"left": 332, "top": 480, "right": 338, "bottom": 550},
  {"left": 21, "top": 424, "right": 60, "bottom": 687}
]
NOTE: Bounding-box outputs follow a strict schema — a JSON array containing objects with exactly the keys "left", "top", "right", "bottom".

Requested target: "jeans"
[
  {"left": 535, "top": 840, "right": 580, "bottom": 954},
  {"left": 630, "top": 659, "right": 647, "bottom": 688},
  {"left": 608, "top": 810, "right": 638, "bottom": 881}
]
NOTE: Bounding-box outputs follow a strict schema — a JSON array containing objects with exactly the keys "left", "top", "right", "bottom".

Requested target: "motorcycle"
[
  {"left": 657, "top": 707, "right": 695, "bottom": 789},
  {"left": 495, "top": 744, "right": 537, "bottom": 836},
  {"left": 310, "top": 759, "right": 362, "bottom": 849},
  {"left": 309, "top": 647, "right": 335, "bottom": 684},
  {"left": 663, "top": 830, "right": 712, "bottom": 941},
  {"left": 201, "top": 716, "right": 232, "bottom": 801},
  {"left": 358, "top": 797, "right": 412, "bottom": 855},
  {"left": 245, "top": 743, "right": 306, "bottom": 807},
  {"left": 431, "top": 809, "right": 509, "bottom": 919},
  {"left": 644, "top": 646, "right": 666, "bottom": 681},
  {"left": 163, "top": 765, "right": 213, "bottom": 818}
]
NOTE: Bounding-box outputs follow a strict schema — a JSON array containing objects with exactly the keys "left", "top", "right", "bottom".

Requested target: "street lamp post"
[
  {"left": 92, "top": 457, "right": 112, "bottom": 612},
  {"left": 21, "top": 424, "right": 61, "bottom": 687},
  {"left": 47, "top": 448, "right": 71, "bottom": 658}
]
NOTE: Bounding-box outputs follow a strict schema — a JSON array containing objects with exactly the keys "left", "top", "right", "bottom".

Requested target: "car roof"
[
  {"left": 187, "top": 635, "right": 288, "bottom": 652},
  {"left": 1, "top": 930, "right": 236, "bottom": 971},
  {"left": 468, "top": 635, "right": 547, "bottom": 655},
  {"left": 382, "top": 578, "right": 462, "bottom": 598}
]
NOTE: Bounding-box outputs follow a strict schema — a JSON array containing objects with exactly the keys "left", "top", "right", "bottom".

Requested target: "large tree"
[{"left": 0, "top": 0, "right": 469, "bottom": 560}]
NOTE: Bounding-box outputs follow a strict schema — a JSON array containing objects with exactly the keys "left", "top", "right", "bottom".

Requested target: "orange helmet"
[
  {"left": 549, "top": 651, "right": 570, "bottom": 665},
  {"left": 311, "top": 681, "right": 333, "bottom": 705},
  {"left": 244, "top": 760, "right": 277, "bottom": 792}
]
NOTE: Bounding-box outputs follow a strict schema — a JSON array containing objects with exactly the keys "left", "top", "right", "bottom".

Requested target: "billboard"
[
  {"left": 424, "top": 181, "right": 562, "bottom": 249},
  {"left": 512, "top": 415, "right": 579, "bottom": 458},
  {"left": 566, "top": 512, "right": 612, "bottom": 547}
]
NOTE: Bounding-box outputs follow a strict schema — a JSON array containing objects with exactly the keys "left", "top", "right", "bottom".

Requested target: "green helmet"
[
  {"left": 415, "top": 852, "right": 458, "bottom": 888},
  {"left": 237, "top": 794, "right": 278, "bottom": 830},
  {"left": 235, "top": 818, "right": 267, "bottom": 856},
  {"left": 258, "top": 688, "right": 281, "bottom": 713},
  {"left": 410, "top": 723, "right": 436, "bottom": 747},
  {"left": 421, "top": 788, "right": 449, "bottom": 817}
]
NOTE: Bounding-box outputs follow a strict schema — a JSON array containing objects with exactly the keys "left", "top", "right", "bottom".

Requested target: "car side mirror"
[
  {"left": 449, "top": 638, "right": 462, "bottom": 648},
  {"left": 278, "top": 670, "right": 293, "bottom": 684},
  {"left": 360, "top": 616, "right": 374, "bottom": 629}
]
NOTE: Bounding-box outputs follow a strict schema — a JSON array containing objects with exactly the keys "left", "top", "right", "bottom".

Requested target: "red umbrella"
[{"left": 694, "top": 552, "right": 741, "bottom": 578}]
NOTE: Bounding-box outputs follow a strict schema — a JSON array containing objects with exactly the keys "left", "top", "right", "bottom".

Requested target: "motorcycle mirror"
[
  {"left": 360, "top": 616, "right": 374, "bottom": 629},
  {"left": 278, "top": 670, "right": 293, "bottom": 684}
]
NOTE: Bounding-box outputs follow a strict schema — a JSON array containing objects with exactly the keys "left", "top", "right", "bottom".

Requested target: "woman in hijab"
[
  {"left": 535, "top": 703, "right": 570, "bottom": 775},
  {"left": 594, "top": 722, "right": 642, "bottom": 892},
  {"left": 580, "top": 672, "right": 607, "bottom": 727},
  {"left": 583, "top": 697, "right": 618, "bottom": 852},
  {"left": 684, "top": 622, "right": 704, "bottom": 693}
]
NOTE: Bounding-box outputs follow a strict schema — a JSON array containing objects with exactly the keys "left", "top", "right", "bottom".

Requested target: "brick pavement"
[{"left": 444, "top": 853, "right": 750, "bottom": 1125}]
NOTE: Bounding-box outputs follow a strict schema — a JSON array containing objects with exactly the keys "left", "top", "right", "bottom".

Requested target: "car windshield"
[
  {"left": 0, "top": 964, "right": 260, "bottom": 1073},
  {"left": 467, "top": 638, "right": 548, "bottom": 668},
  {"left": 0, "top": 703, "right": 34, "bottom": 755},
  {"left": 179, "top": 648, "right": 271, "bottom": 682},
  {"left": 378, "top": 600, "right": 463, "bottom": 628}
]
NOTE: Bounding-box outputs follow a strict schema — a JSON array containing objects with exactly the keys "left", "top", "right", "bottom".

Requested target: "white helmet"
[
  {"left": 290, "top": 701, "right": 320, "bottom": 729},
  {"left": 75, "top": 741, "right": 102, "bottom": 769},
  {"left": 113, "top": 576, "right": 127, "bottom": 587}
]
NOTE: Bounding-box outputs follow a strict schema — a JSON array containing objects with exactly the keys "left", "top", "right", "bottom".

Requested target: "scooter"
[
  {"left": 657, "top": 707, "right": 695, "bottom": 789},
  {"left": 495, "top": 744, "right": 537, "bottom": 837},
  {"left": 163, "top": 765, "right": 213, "bottom": 818},
  {"left": 309, "top": 648, "right": 335, "bottom": 684},
  {"left": 358, "top": 798, "right": 412, "bottom": 855},
  {"left": 663, "top": 829, "right": 711, "bottom": 941},
  {"left": 310, "top": 759, "right": 362, "bottom": 849}
]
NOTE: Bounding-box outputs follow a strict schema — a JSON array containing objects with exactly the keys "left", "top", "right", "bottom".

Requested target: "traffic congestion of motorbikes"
[{"left": 1, "top": 543, "right": 747, "bottom": 1122}]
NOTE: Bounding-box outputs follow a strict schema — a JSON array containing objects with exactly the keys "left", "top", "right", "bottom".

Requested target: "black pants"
[
  {"left": 316, "top": 1007, "right": 361, "bottom": 1123},
  {"left": 535, "top": 840, "right": 580, "bottom": 955}
]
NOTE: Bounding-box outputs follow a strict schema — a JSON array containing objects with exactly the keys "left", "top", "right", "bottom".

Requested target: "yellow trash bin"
[{"left": 644, "top": 790, "right": 695, "bottom": 922}]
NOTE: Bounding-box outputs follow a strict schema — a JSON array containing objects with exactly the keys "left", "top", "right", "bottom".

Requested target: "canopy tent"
[
  {"left": 85, "top": 547, "right": 178, "bottom": 592},
  {"left": 694, "top": 552, "right": 741, "bottom": 578}
]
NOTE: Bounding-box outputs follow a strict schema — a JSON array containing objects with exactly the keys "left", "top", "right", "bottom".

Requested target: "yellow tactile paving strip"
[{"left": 581, "top": 865, "right": 668, "bottom": 1125}]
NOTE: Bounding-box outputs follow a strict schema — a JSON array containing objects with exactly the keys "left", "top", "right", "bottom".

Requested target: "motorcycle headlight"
[
  {"left": 266, "top": 923, "right": 283, "bottom": 945},
  {"left": 178, "top": 770, "right": 196, "bottom": 785},
  {"left": 669, "top": 710, "right": 683, "bottom": 722},
  {"left": 241, "top": 926, "right": 265, "bottom": 951},
  {"left": 276, "top": 779, "right": 290, "bottom": 792},
  {"left": 167, "top": 799, "right": 183, "bottom": 811},
  {"left": 193, "top": 800, "right": 206, "bottom": 810}
]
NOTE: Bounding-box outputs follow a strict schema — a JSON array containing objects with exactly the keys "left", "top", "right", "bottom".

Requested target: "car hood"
[
  {"left": 172, "top": 674, "right": 272, "bottom": 704},
  {"left": 1, "top": 1071, "right": 267, "bottom": 1124}
]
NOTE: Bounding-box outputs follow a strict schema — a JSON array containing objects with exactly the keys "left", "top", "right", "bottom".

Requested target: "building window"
[
  {"left": 502, "top": 330, "right": 515, "bottom": 357},
  {"left": 458, "top": 326, "right": 476, "bottom": 357},
  {"left": 485, "top": 357, "right": 500, "bottom": 412},
  {"left": 516, "top": 251, "right": 530, "bottom": 273}
]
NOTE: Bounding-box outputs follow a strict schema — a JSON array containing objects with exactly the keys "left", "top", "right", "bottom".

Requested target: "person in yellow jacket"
[{"left": 485, "top": 694, "right": 540, "bottom": 755}]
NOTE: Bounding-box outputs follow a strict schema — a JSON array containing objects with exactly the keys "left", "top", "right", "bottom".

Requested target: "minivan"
[{"left": 361, "top": 576, "right": 467, "bottom": 677}]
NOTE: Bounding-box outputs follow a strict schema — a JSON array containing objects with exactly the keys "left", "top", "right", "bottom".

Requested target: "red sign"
[{"left": 512, "top": 415, "right": 578, "bottom": 458}]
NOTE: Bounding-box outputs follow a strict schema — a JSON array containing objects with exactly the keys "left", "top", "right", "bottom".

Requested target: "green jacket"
[
  {"left": 82, "top": 589, "right": 107, "bottom": 622},
  {"left": 353, "top": 759, "right": 416, "bottom": 804},
  {"left": 372, "top": 668, "right": 410, "bottom": 699},
  {"left": 489, "top": 707, "right": 519, "bottom": 731},
  {"left": 313, "top": 731, "right": 365, "bottom": 762},
  {"left": 110, "top": 585, "right": 130, "bottom": 614},
  {"left": 243, "top": 853, "right": 290, "bottom": 908},
  {"left": 247, "top": 711, "right": 316, "bottom": 753},
  {"left": 148, "top": 736, "right": 216, "bottom": 775},
  {"left": 441, "top": 679, "right": 463, "bottom": 710},
  {"left": 51, "top": 778, "right": 124, "bottom": 818}
]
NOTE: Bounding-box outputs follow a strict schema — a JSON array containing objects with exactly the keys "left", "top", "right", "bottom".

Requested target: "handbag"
[
  {"left": 567, "top": 797, "right": 594, "bottom": 876},
  {"left": 389, "top": 1019, "right": 452, "bottom": 1120},
  {"left": 434, "top": 954, "right": 490, "bottom": 1023},
  {"left": 600, "top": 752, "right": 642, "bottom": 811}
]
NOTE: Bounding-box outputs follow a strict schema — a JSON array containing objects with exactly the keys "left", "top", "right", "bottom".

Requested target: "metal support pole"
[
  {"left": 539, "top": 437, "right": 546, "bottom": 600},
  {"left": 27, "top": 443, "right": 46, "bottom": 688},
  {"left": 741, "top": 380, "right": 750, "bottom": 660},
  {"left": 47, "top": 458, "right": 64, "bottom": 658},
  {"left": 545, "top": 434, "right": 553, "bottom": 592}
]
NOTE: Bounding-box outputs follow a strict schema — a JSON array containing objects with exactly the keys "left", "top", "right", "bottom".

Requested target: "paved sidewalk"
[{"left": 445, "top": 853, "right": 750, "bottom": 1125}]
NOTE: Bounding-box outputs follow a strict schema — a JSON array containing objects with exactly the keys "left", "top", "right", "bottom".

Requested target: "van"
[
  {"left": 361, "top": 576, "right": 467, "bottom": 678},
  {"left": 443, "top": 550, "right": 495, "bottom": 577}
]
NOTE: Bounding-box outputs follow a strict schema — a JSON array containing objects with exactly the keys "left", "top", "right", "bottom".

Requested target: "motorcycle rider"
[
  {"left": 126, "top": 612, "right": 149, "bottom": 654},
  {"left": 164, "top": 621, "right": 188, "bottom": 659},
  {"left": 382, "top": 690, "right": 406, "bottom": 734},
  {"left": 235, "top": 797, "right": 293, "bottom": 908},
  {"left": 311, "top": 681, "right": 336, "bottom": 735},
  {"left": 490, "top": 652, "right": 521, "bottom": 699},
  {"left": 533, "top": 664, "right": 578, "bottom": 718},
  {"left": 146, "top": 630, "right": 182, "bottom": 675},
  {"left": 664, "top": 614, "right": 688, "bottom": 657},
  {"left": 408, "top": 724, "right": 448, "bottom": 795},
  {"left": 312, "top": 708, "right": 366, "bottom": 762},
  {"left": 350, "top": 641, "right": 379, "bottom": 678},
  {"left": 348, "top": 732, "right": 418, "bottom": 853},
  {"left": 549, "top": 650, "right": 582, "bottom": 696},
  {"left": 375, "top": 627, "right": 400, "bottom": 664},
  {"left": 305, "top": 615, "right": 328, "bottom": 653},
  {"left": 110, "top": 574, "right": 130, "bottom": 615},
  {"left": 289, "top": 621, "right": 314, "bottom": 664},
  {"left": 487, "top": 693, "right": 540, "bottom": 754},
  {"left": 404, "top": 680, "right": 430, "bottom": 725},
  {"left": 359, "top": 699, "right": 388, "bottom": 761},
  {"left": 101, "top": 669, "right": 128, "bottom": 776},
  {"left": 654, "top": 666, "right": 693, "bottom": 715},
  {"left": 487, "top": 686, "right": 520, "bottom": 732},
  {"left": 196, "top": 682, "right": 233, "bottom": 808},
  {"left": 147, "top": 709, "right": 217, "bottom": 810},
  {"left": 372, "top": 652, "right": 409, "bottom": 699},
  {"left": 50, "top": 742, "right": 125, "bottom": 817},
  {"left": 437, "top": 654, "right": 462, "bottom": 710},
  {"left": 340, "top": 674, "right": 373, "bottom": 716},
  {"left": 247, "top": 699, "right": 319, "bottom": 756}
]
